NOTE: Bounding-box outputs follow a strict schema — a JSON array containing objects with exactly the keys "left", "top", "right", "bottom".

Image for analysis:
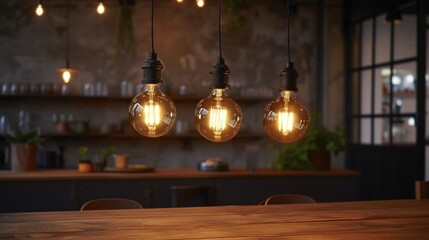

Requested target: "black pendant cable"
[
  {"left": 262, "top": 0, "right": 310, "bottom": 143},
  {"left": 193, "top": 0, "right": 243, "bottom": 143},
  {"left": 128, "top": 0, "right": 177, "bottom": 138}
]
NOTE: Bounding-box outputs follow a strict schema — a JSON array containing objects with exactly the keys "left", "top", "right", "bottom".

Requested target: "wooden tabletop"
[
  {"left": 0, "top": 199, "right": 428, "bottom": 239},
  {"left": 0, "top": 169, "right": 359, "bottom": 181}
]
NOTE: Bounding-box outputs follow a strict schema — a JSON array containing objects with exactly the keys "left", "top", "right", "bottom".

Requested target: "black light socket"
[
  {"left": 210, "top": 57, "right": 230, "bottom": 89},
  {"left": 279, "top": 62, "right": 299, "bottom": 92},
  {"left": 142, "top": 51, "right": 163, "bottom": 84}
]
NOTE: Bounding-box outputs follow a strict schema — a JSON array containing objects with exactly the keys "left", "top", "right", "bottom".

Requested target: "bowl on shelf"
[{"left": 197, "top": 157, "right": 229, "bottom": 172}]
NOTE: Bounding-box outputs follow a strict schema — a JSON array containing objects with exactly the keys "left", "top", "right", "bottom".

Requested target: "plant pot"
[
  {"left": 309, "top": 150, "right": 330, "bottom": 171},
  {"left": 11, "top": 143, "right": 37, "bottom": 172}
]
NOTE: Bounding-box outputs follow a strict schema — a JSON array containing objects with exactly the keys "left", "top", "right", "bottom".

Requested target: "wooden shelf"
[{"left": 0, "top": 94, "right": 271, "bottom": 103}]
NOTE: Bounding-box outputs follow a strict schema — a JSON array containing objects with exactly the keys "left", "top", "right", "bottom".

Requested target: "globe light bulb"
[
  {"left": 62, "top": 70, "right": 71, "bottom": 83},
  {"left": 97, "top": 2, "right": 105, "bottom": 15},
  {"left": 196, "top": 0, "right": 204, "bottom": 7},
  {"left": 177, "top": 0, "right": 184, "bottom": 2},
  {"left": 36, "top": 4, "right": 44, "bottom": 16},
  {"left": 129, "top": 84, "right": 176, "bottom": 137},
  {"left": 263, "top": 90, "right": 309, "bottom": 143},
  {"left": 195, "top": 89, "right": 242, "bottom": 142}
]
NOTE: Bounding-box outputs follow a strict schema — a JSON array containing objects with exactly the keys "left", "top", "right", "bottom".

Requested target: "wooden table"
[{"left": 0, "top": 199, "right": 428, "bottom": 239}]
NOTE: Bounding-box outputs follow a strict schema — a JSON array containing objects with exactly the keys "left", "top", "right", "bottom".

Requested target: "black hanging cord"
[
  {"left": 65, "top": 0, "right": 70, "bottom": 68},
  {"left": 151, "top": 0, "right": 155, "bottom": 53},
  {"left": 287, "top": 0, "right": 291, "bottom": 63},
  {"left": 218, "top": 0, "right": 222, "bottom": 59}
]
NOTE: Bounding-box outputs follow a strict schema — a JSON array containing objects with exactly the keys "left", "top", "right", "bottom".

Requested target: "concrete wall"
[{"left": 0, "top": 0, "right": 339, "bottom": 169}]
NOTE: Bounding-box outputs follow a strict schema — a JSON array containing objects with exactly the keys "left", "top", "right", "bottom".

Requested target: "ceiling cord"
[
  {"left": 218, "top": 0, "right": 222, "bottom": 59},
  {"left": 287, "top": 0, "right": 291, "bottom": 63}
]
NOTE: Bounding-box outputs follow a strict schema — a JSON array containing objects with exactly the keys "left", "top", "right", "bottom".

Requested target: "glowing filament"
[
  {"left": 97, "top": 2, "right": 105, "bottom": 15},
  {"left": 209, "top": 105, "right": 227, "bottom": 135},
  {"left": 278, "top": 110, "right": 294, "bottom": 135},
  {"left": 36, "top": 4, "right": 44, "bottom": 16},
  {"left": 144, "top": 101, "right": 160, "bottom": 133},
  {"left": 196, "top": 0, "right": 204, "bottom": 7},
  {"left": 62, "top": 70, "right": 71, "bottom": 83}
]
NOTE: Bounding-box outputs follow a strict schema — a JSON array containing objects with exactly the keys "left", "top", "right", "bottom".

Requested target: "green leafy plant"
[
  {"left": 271, "top": 114, "right": 345, "bottom": 170},
  {"left": 5, "top": 128, "right": 42, "bottom": 145},
  {"left": 95, "top": 147, "right": 115, "bottom": 165},
  {"left": 77, "top": 146, "right": 89, "bottom": 160}
]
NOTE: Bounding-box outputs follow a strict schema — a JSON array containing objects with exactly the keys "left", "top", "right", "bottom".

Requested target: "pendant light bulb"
[
  {"left": 196, "top": 0, "right": 204, "bottom": 7},
  {"left": 263, "top": 90, "right": 309, "bottom": 143},
  {"left": 128, "top": 0, "right": 176, "bottom": 138},
  {"left": 62, "top": 70, "right": 71, "bottom": 83},
  {"left": 263, "top": 0, "right": 310, "bottom": 143},
  {"left": 36, "top": 3, "right": 44, "bottom": 16},
  {"left": 129, "top": 83, "right": 176, "bottom": 137},
  {"left": 194, "top": 0, "right": 241, "bottom": 142},
  {"left": 97, "top": 2, "right": 105, "bottom": 15},
  {"left": 195, "top": 88, "right": 242, "bottom": 142}
]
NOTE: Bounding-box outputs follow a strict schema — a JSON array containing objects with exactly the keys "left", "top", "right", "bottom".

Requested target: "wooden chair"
[
  {"left": 80, "top": 198, "right": 143, "bottom": 211},
  {"left": 261, "top": 194, "right": 317, "bottom": 205},
  {"left": 415, "top": 181, "right": 429, "bottom": 199},
  {"left": 171, "top": 185, "right": 216, "bottom": 207}
]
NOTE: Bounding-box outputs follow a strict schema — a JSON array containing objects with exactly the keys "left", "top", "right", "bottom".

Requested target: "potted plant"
[
  {"left": 77, "top": 146, "right": 92, "bottom": 173},
  {"left": 93, "top": 147, "right": 115, "bottom": 171},
  {"left": 271, "top": 115, "right": 345, "bottom": 171},
  {"left": 5, "top": 128, "right": 42, "bottom": 172}
]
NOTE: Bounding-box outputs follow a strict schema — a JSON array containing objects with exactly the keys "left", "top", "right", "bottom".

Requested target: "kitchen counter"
[
  {"left": 0, "top": 169, "right": 361, "bottom": 212},
  {"left": 0, "top": 168, "right": 359, "bottom": 181}
]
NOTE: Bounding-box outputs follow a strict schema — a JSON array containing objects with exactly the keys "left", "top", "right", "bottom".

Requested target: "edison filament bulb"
[
  {"left": 97, "top": 2, "right": 105, "bottom": 15},
  {"left": 195, "top": 88, "right": 242, "bottom": 142},
  {"left": 62, "top": 70, "right": 71, "bottom": 83},
  {"left": 36, "top": 4, "right": 44, "bottom": 16},
  {"left": 263, "top": 90, "right": 309, "bottom": 143},
  {"left": 129, "top": 84, "right": 176, "bottom": 137}
]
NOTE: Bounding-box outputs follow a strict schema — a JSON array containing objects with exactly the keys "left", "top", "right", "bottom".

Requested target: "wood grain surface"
[{"left": 0, "top": 199, "right": 428, "bottom": 239}]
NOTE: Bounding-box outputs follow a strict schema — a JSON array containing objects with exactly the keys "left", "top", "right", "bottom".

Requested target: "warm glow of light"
[
  {"left": 196, "top": 0, "right": 204, "bottom": 7},
  {"left": 209, "top": 105, "right": 227, "bottom": 136},
  {"left": 263, "top": 90, "right": 309, "bottom": 143},
  {"left": 36, "top": 4, "right": 44, "bottom": 16},
  {"left": 129, "top": 84, "right": 176, "bottom": 138},
  {"left": 177, "top": 0, "right": 184, "bottom": 2},
  {"left": 278, "top": 110, "right": 294, "bottom": 135},
  {"left": 62, "top": 70, "right": 71, "bottom": 83},
  {"left": 144, "top": 100, "right": 161, "bottom": 134},
  {"left": 97, "top": 2, "right": 105, "bottom": 15}
]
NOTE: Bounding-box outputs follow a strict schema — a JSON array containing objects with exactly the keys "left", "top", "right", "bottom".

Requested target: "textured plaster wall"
[{"left": 0, "top": 0, "right": 325, "bottom": 169}]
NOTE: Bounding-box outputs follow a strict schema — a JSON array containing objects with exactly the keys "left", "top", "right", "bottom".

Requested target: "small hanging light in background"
[
  {"left": 35, "top": 0, "right": 44, "bottom": 16},
  {"left": 58, "top": 0, "right": 77, "bottom": 84},
  {"left": 196, "top": 0, "right": 204, "bottom": 8},
  {"left": 262, "top": 0, "right": 310, "bottom": 143},
  {"left": 177, "top": 0, "right": 184, "bottom": 3},
  {"left": 97, "top": 1, "right": 105, "bottom": 15}
]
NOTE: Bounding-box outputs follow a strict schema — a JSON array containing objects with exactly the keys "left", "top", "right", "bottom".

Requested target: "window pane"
[
  {"left": 394, "top": 14, "right": 416, "bottom": 60},
  {"left": 361, "top": 20, "right": 373, "bottom": 67},
  {"left": 375, "top": 67, "right": 388, "bottom": 114},
  {"left": 360, "top": 118, "right": 371, "bottom": 144},
  {"left": 392, "top": 62, "right": 417, "bottom": 114},
  {"left": 374, "top": 117, "right": 384, "bottom": 144},
  {"left": 375, "top": 14, "right": 391, "bottom": 64},
  {"left": 360, "top": 70, "right": 372, "bottom": 114}
]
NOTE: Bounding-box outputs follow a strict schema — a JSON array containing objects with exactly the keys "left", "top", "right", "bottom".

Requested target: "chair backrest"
[
  {"left": 415, "top": 181, "right": 429, "bottom": 199},
  {"left": 171, "top": 185, "right": 216, "bottom": 207},
  {"left": 80, "top": 198, "right": 143, "bottom": 211},
  {"left": 262, "top": 194, "right": 317, "bottom": 205}
]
